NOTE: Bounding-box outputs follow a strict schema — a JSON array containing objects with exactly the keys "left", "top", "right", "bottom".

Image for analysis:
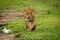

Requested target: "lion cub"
[{"left": 23, "top": 8, "right": 36, "bottom": 31}]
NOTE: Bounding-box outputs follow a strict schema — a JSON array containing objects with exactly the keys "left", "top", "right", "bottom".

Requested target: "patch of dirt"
[
  {"left": 0, "top": 12, "right": 23, "bottom": 24},
  {"left": 0, "top": 33, "right": 20, "bottom": 40}
]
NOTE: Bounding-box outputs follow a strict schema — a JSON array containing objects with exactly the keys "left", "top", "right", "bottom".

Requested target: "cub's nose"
[{"left": 28, "top": 17, "right": 30, "bottom": 19}]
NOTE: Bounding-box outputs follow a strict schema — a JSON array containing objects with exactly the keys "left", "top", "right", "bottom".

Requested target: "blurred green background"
[{"left": 0, "top": 0, "right": 60, "bottom": 40}]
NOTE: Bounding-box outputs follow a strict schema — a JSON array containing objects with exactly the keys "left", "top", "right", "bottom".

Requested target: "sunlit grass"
[{"left": 4, "top": 13, "right": 60, "bottom": 40}]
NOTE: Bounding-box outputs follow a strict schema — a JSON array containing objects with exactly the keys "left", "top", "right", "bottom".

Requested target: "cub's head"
[{"left": 23, "top": 8, "right": 34, "bottom": 15}]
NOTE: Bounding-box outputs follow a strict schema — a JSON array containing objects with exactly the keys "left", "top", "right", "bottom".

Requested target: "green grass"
[
  {"left": 0, "top": 0, "right": 60, "bottom": 40},
  {"left": 4, "top": 13, "right": 60, "bottom": 40},
  {"left": 0, "top": 0, "right": 55, "bottom": 12}
]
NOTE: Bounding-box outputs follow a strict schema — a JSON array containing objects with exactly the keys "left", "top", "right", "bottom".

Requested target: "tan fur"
[{"left": 23, "top": 8, "right": 36, "bottom": 31}]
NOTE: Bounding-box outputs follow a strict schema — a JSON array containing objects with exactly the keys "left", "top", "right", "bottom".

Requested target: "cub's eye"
[
  {"left": 26, "top": 12, "right": 28, "bottom": 14},
  {"left": 29, "top": 12, "right": 32, "bottom": 14}
]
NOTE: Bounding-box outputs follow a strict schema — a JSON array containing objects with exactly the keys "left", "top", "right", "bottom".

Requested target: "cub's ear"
[
  {"left": 32, "top": 9, "right": 34, "bottom": 12},
  {"left": 23, "top": 8, "right": 28, "bottom": 12},
  {"left": 23, "top": 9, "right": 27, "bottom": 14},
  {"left": 23, "top": 8, "right": 29, "bottom": 13}
]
